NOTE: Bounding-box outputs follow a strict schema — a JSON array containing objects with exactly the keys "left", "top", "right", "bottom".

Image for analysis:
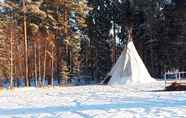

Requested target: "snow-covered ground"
[{"left": 0, "top": 81, "right": 186, "bottom": 118}]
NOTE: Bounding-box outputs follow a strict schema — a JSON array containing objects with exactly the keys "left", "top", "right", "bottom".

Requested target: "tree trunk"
[
  {"left": 34, "top": 41, "right": 38, "bottom": 87},
  {"left": 10, "top": 22, "right": 14, "bottom": 88},
  {"left": 51, "top": 49, "right": 54, "bottom": 86},
  {"left": 112, "top": 20, "right": 117, "bottom": 64},
  {"left": 23, "top": 0, "right": 29, "bottom": 87},
  {"left": 43, "top": 39, "right": 47, "bottom": 86},
  {"left": 38, "top": 43, "right": 42, "bottom": 87}
]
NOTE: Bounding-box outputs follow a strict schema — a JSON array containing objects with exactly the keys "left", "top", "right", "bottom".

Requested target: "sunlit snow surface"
[{"left": 0, "top": 81, "right": 186, "bottom": 118}]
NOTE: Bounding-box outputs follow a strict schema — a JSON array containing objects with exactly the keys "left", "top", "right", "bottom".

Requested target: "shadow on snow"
[{"left": 0, "top": 99, "right": 186, "bottom": 115}]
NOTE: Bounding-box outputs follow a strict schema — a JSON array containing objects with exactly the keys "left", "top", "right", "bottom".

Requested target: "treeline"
[
  {"left": 0, "top": 0, "right": 88, "bottom": 88},
  {"left": 0, "top": 0, "right": 186, "bottom": 88},
  {"left": 81, "top": 0, "right": 186, "bottom": 82}
]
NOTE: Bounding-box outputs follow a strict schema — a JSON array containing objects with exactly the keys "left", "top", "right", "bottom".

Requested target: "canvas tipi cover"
[{"left": 108, "top": 40, "right": 156, "bottom": 85}]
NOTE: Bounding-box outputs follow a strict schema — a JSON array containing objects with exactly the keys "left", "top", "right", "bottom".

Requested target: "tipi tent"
[{"left": 105, "top": 33, "right": 156, "bottom": 85}]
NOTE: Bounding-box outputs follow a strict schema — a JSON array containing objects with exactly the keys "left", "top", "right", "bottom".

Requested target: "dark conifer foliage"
[
  {"left": 80, "top": 0, "right": 114, "bottom": 82},
  {"left": 0, "top": 0, "right": 186, "bottom": 87},
  {"left": 82, "top": 0, "right": 186, "bottom": 82}
]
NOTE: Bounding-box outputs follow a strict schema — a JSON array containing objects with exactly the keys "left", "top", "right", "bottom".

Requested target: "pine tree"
[
  {"left": 1, "top": 0, "right": 89, "bottom": 87},
  {"left": 81, "top": 0, "right": 114, "bottom": 82}
]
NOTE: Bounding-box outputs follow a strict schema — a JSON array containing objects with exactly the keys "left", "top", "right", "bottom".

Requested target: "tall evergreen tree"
[{"left": 81, "top": 0, "right": 114, "bottom": 82}]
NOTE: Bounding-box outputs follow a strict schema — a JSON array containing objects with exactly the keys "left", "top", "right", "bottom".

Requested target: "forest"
[{"left": 0, "top": 0, "right": 186, "bottom": 88}]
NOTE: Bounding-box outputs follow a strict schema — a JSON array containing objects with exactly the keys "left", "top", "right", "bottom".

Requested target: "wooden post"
[
  {"left": 164, "top": 73, "right": 167, "bottom": 88},
  {"left": 175, "top": 72, "right": 178, "bottom": 80},
  {"left": 179, "top": 72, "right": 181, "bottom": 81}
]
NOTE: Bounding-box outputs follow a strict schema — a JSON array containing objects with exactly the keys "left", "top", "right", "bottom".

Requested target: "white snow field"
[{"left": 0, "top": 81, "right": 186, "bottom": 118}]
